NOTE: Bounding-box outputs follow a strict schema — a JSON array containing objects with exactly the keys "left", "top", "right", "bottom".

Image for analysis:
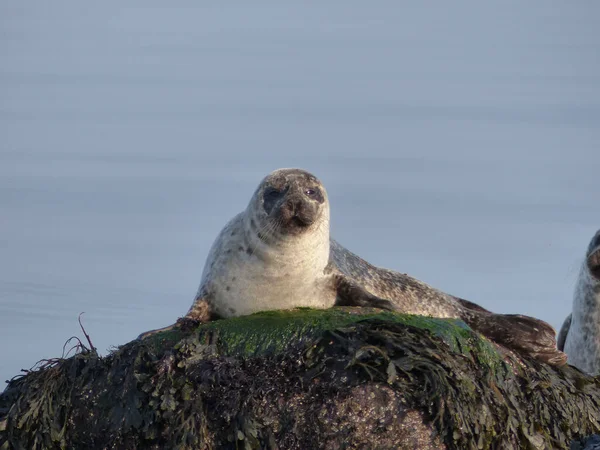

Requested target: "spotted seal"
[
  {"left": 558, "top": 229, "right": 600, "bottom": 374},
  {"left": 139, "top": 168, "right": 566, "bottom": 365}
]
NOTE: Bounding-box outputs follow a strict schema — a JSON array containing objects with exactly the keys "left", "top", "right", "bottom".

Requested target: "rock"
[{"left": 1, "top": 307, "right": 599, "bottom": 449}]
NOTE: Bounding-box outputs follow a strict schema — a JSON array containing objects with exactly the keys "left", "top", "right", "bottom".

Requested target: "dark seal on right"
[
  {"left": 139, "top": 168, "right": 566, "bottom": 366},
  {"left": 558, "top": 229, "right": 600, "bottom": 375}
]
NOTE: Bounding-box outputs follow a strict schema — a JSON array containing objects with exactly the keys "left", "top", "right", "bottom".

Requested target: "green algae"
[{"left": 146, "top": 307, "right": 500, "bottom": 364}]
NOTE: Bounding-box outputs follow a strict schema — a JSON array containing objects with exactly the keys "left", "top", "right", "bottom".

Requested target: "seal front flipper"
[
  {"left": 457, "top": 301, "right": 567, "bottom": 366},
  {"left": 186, "top": 296, "right": 217, "bottom": 323},
  {"left": 137, "top": 323, "right": 179, "bottom": 340},
  {"left": 557, "top": 313, "right": 571, "bottom": 352},
  {"left": 137, "top": 297, "right": 215, "bottom": 340},
  {"left": 333, "top": 274, "right": 399, "bottom": 312}
]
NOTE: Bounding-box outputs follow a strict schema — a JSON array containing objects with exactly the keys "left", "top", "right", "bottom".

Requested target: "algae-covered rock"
[{"left": 1, "top": 307, "right": 599, "bottom": 449}]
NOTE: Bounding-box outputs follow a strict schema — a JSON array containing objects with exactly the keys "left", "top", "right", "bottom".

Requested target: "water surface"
[{"left": 1, "top": 1, "right": 599, "bottom": 385}]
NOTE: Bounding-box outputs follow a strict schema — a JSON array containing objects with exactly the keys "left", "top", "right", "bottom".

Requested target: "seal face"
[
  {"left": 139, "top": 168, "right": 566, "bottom": 366},
  {"left": 558, "top": 229, "right": 600, "bottom": 374},
  {"left": 260, "top": 170, "right": 325, "bottom": 235}
]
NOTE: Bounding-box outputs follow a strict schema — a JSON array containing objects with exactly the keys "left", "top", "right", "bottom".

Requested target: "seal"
[
  {"left": 558, "top": 229, "right": 600, "bottom": 374},
  {"left": 139, "top": 168, "right": 566, "bottom": 366}
]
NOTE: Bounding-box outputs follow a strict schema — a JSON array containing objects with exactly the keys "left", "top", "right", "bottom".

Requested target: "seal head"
[
  {"left": 558, "top": 229, "right": 600, "bottom": 374},
  {"left": 252, "top": 168, "right": 327, "bottom": 239},
  {"left": 586, "top": 231, "right": 600, "bottom": 280}
]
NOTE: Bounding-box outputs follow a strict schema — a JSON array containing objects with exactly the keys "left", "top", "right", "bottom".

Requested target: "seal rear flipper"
[
  {"left": 333, "top": 274, "right": 399, "bottom": 312},
  {"left": 455, "top": 297, "right": 491, "bottom": 313},
  {"left": 462, "top": 311, "right": 568, "bottom": 366}
]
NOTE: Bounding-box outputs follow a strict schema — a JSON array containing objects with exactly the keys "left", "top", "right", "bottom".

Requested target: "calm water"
[{"left": 1, "top": 2, "right": 599, "bottom": 385}]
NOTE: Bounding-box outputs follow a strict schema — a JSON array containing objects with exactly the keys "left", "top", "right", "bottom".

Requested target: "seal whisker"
[{"left": 245, "top": 214, "right": 284, "bottom": 259}]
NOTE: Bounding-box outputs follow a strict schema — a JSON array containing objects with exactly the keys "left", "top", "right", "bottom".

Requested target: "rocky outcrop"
[{"left": 1, "top": 308, "right": 599, "bottom": 449}]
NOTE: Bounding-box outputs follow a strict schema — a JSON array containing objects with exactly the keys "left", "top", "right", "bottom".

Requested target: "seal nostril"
[
  {"left": 285, "top": 198, "right": 303, "bottom": 215},
  {"left": 284, "top": 199, "right": 295, "bottom": 215}
]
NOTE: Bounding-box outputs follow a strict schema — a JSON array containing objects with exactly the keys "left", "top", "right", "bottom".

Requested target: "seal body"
[
  {"left": 558, "top": 229, "right": 600, "bottom": 375},
  {"left": 330, "top": 240, "right": 460, "bottom": 318},
  {"left": 192, "top": 169, "right": 334, "bottom": 319},
  {"left": 140, "top": 168, "right": 565, "bottom": 366}
]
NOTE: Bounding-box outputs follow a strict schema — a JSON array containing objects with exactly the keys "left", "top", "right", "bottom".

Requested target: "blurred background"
[{"left": 1, "top": 1, "right": 598, "bottom": 385}]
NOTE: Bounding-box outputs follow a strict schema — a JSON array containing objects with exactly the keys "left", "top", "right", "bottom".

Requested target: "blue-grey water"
[{"left": 1, "top": 2, "right": 599, "bottom": 386}]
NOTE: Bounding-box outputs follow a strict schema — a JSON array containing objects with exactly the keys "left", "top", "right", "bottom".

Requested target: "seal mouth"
[
  {"left": 282, "top": 215, "right": 314, "bottom": 234},
  {"left": 588, "top": 247, "right": 600, "bottom": 280},
  {"left": 291, "top": 214, "right": 314, "bottom": 227}
]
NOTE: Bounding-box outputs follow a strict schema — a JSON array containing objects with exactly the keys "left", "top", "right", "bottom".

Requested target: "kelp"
[{"left": 1, "top": 308, "right": 599, "bottom": 449}]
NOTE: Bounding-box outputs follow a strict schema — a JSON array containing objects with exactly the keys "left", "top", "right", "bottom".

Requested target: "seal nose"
[
  {"left": 285, "top": 198, "right": 302, "bottom": 216},
  {"left": 283, "top": 196, "right": 315, "bottom": 226}
]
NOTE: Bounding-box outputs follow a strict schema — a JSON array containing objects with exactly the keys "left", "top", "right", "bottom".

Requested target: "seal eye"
[
  {"left": 264, "top": 188, "right": 280, "bottom": 200},
  {"left": 304, "top": 187, "right": 324, "bottom": 203}
]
